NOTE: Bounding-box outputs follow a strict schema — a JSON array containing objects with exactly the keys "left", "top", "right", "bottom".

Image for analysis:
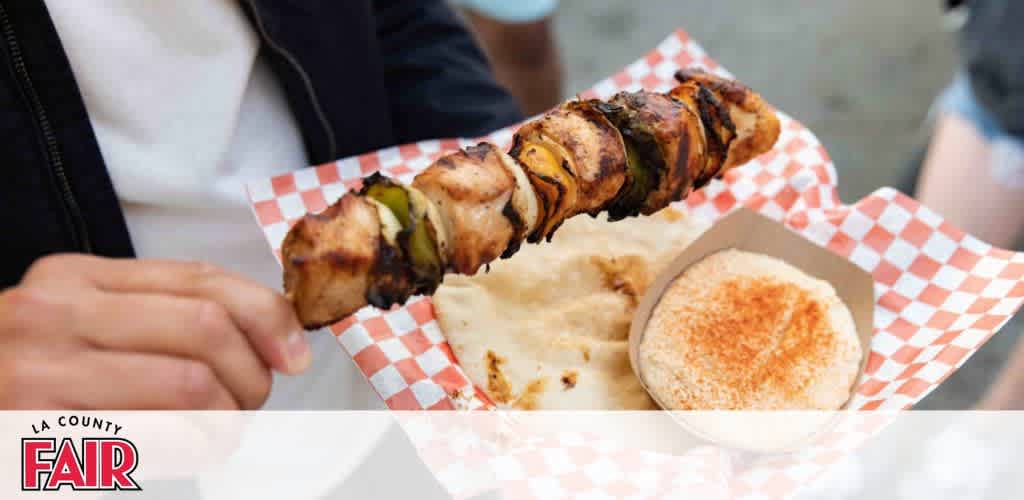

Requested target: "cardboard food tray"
[
  {"left": 628, "top": 207, "right": 875, "bottom": 452},
  {"left": 247, "top": 30, "right": 1024, "bottom": 498},
  {"left": 629, "top": 207, "right": 876, "bottom": 407}
]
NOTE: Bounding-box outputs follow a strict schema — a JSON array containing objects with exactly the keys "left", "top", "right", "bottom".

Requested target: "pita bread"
[{"left": 433, "top": 208, "right": 709, "bottom": 410}]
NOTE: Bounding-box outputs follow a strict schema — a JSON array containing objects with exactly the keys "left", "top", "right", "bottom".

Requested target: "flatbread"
[{"left": 433, "top": 208, "right": 709, "bottom": 410}]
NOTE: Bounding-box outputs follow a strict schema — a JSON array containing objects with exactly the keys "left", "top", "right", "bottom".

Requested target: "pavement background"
[{"left": 552, "top": 0, "right": 1020, "bottom": 409}]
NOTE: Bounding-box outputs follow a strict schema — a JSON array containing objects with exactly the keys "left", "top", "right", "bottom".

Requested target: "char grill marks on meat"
[{"left": 282, "top": 69, "right": 782, "bottom": 328}]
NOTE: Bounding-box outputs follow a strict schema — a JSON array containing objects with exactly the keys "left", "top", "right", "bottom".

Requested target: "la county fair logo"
[{"left": 21, "top": 416, "right": 140, "bottom": 492}]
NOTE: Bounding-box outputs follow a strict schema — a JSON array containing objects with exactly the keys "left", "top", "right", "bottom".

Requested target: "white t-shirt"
[{"left": 42, "top": 0, "right": 382, "bottom": 412}]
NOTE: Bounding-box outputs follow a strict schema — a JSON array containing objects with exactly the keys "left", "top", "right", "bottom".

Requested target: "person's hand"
[{"left": 0, "top": 254, "right": 311, "bottom": 409}]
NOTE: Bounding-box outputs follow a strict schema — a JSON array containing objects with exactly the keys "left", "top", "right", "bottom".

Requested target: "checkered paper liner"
[
  {"left": 395, "top": 412, "right": 735, "bottom": 499},
  {"left": 247, "top": 30, "right": 1024, "bottom": 497},
  {"left": 392, "top": 410, "right": 892, "bottom": 500}
]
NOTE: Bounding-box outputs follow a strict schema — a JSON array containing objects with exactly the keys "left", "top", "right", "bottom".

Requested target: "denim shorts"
[
  {"left": 939, "top": 73, "right": 1024, "bottom": 188},
  {"left": 450, "top": 0, "right": 558, "bottom": 23}
]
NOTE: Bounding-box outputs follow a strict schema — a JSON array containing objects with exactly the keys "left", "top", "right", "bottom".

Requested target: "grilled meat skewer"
[{"left": 283, "top": 70, "right": 781, "bottom": 329}]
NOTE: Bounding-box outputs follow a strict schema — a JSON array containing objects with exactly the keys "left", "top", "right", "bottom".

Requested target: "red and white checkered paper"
[
  {"left": 247, "top": 30, "right": 1024, "bottom": 498},
  {"left": 395, "top": 411, "right": 737, "bottom": 499}
]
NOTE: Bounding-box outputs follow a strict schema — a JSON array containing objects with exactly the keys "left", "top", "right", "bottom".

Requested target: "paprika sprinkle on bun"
[{"left": 639, "top": 249, "right": 861, "bottom": 410}]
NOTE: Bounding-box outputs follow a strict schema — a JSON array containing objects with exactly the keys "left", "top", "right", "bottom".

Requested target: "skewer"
[{"left": 283, "top": 70, "right": 781, "bottom": 329}]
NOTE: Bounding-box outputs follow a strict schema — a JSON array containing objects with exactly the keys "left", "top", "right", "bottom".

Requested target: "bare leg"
[
  {"left": 916, "top": 113, "right": 1024, "bottom": 409},
  {"left": 915, "top": 113, "right": 1024, "bottom": 249},
  {"left": 460, "top": 9, "right": 564, "bottom": 116},
  {"left": 976, "top": 337, "right": 1024, "bottom": 410}
]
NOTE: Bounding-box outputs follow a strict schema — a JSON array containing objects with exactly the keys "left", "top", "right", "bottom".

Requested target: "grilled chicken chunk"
[
  {"left": 282, "top": 194, "right": 380, "bottom": 329},
  {"left": 604, "top": 91, "right": 692, "bottom": 215},
  {"left": 672, "top": 68, "right": 781, "bottom": 176},
  {"left": 517, "top": 101, "right": 628, "bottom": 218},
  {"left": 413, "top": 144, "right": 519, "bottom": 275}
]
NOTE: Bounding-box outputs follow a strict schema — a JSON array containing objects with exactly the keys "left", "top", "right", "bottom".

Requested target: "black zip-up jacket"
[{"left": 0, "top": 0, "right": 522, "bottom": 287}]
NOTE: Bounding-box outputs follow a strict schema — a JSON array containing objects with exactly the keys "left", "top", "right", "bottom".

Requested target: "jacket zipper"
[
  {"left": 0, "top": 3, "right": 91, "bottom": 252},
  {"left": 243, "top": 0, "right": 337, "bottom": 161}
]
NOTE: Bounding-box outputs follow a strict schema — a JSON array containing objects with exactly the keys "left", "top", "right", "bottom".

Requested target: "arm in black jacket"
[{"left": 373, "top": 0, "right": 525, "bottom": 143}]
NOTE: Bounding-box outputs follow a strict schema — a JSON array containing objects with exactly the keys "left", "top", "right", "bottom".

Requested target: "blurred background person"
[
  {"left": 914, "top": 0, "right": 1024, "bottom": 251},
  {"left": 451, "top": 0, "right": 564, "bottom": 115},
  {"left": 911, "top": 0, "right": 1024, "bottom": 410}
]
